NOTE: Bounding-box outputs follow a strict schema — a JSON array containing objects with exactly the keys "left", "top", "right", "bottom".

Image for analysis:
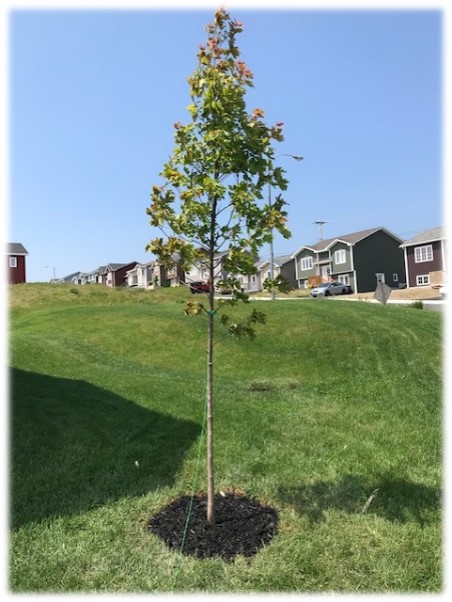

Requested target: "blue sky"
[{"left": 7, "top": 2, "right": 445, "bottom": 282}]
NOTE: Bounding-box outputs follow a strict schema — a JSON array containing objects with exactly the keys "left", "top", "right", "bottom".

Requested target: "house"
[
  {"left": 160, "top": 261, "right": 185, "bottom": 287},
  {"left": 126, "top": 261, "right": 158, "bottom": 288},
  {"left": 7, "top": 243, "right": 28, "bottom": 284},
  {"left": 55, "top": 271, "right": 84, "bottom": 284},
  {"left": 82, "top": 268, "right": 102, "bottom": 284},
  {"left": 292, "top": 226, "right": 405, "bottom": 293},
  {"left": 256, "top": 254, "right": 297, "bottom": 291},
  {"left": 185, "top": 249, "right": 268, "bottom": 292},
  {"left": 400, "top": 226, "right": 447, "bottom": 288},
  {"left": 237, "top": 264, "right": 262, "bottom": 293},
  {"left": 103, "top": 262, "right": 137, "bottom": 287},
  {"left": 185, "top": 251, "right": 229, "bottom": 288}
]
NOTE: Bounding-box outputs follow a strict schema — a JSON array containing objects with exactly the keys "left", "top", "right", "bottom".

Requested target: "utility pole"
[
  {"left": 313, "top": 220, "right": 329, "bottom": 241},
  {"left": 268, "top": 153, "right": 303, "bottom": 300}
]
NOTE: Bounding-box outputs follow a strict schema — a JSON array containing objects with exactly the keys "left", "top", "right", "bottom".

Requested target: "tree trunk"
[
  {"left": 206, "top": 197, "right": 217, "bottom": 526},
  {"left": 206, "top": 300, "right": 215, "bottom": 525}
]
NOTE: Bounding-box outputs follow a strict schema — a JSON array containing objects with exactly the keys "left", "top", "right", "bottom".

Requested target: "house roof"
[
  {"left": 125, "top": 261, "right": 156, "bottom": 274},
  {"left": 105, "top": 262, "right": 136, "bottom": 272},
  {"left": 56, "top": 271, "right": 82, "bottom": 281},
  {"left": 258, "top": 254, "right": 294, "bottom": 269},
  {"left": 400, "top": 226, "right": 446, "bottom": 248},
  {"left": 7, "top": 242, "right": 28, "bottom": 255},
  {"left": 291, "top": 227, "right": 402, "bottom": 257}
]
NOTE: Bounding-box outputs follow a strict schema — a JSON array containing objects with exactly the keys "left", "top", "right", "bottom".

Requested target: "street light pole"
[
  {"left": 45, "top": 266, "right": 56, "bottom": 283},
  {"left": 268, "top": 153, "right": 303, "bottom": 300}
]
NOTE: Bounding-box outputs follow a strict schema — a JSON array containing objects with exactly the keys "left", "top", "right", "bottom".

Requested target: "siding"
[
  {"left": 406, "top": 240, "right": 444, "bottom": 287},
  {"left": 330, "top": 241, "right": 353, "bottom": 274},
  {"left": 296, "top": 250, "right": 316, "bottom": 280},
  {"left": 353, "top": 230, "right": 405, "bottom": 292},
  {"left": 8, "top": 255, "right": 26, "bottom": 284},
  {"left": 280, "top": 259, "right": 297, "bottom": 289}
]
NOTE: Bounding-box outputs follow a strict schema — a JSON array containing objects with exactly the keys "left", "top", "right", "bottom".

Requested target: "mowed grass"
[{"left": 9, "top": 284, "right": 443, "bottom": 593}]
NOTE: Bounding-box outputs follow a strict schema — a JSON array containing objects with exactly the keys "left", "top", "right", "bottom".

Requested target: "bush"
[{"left": 410, "top": 301, "right": 424, "bottom": 310}]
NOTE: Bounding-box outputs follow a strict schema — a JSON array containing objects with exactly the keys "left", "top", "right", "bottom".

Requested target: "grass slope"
[{"left": 9, "top": 284, "right": 443, "bottom": 593}]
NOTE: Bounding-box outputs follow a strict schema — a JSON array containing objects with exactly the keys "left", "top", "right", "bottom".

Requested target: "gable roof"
[
  {"left": 125, "top": 261, "right": 156, "bottom": 274},
  {"left": 400, "top": 226, "right": 446, "bottom": 248},
  {"left": 258, "top": 254, "right": 294, "bottom": 269},
  {"left": 105, "top": 262, "right": 137, "bottom": 272},
  {"left": 291, "top": 227, "right": 402, "bottom": 258},
  {"left": 56, "top": 271, "right": 82, "bottom": 281},
  {"left": 7, "top": 242, "right": 28, "bottom": 255}
]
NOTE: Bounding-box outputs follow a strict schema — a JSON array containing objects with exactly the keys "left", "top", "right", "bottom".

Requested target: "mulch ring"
[{"left": 147, "top": 492, "right": 279, "bottom": 561}]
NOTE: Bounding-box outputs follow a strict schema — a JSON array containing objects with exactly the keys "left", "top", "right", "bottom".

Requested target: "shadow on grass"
[
  {"left": 277, "top": 474, "right": 441, "bottom": 525},
  {"left": 10, "top": 368, "right": 201, "bottom": 529}
]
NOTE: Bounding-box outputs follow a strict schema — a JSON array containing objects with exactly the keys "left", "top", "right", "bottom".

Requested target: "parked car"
[
  {"left": 189, "top": 281, "right": 210, "bottom": 294},
  {"left": 310, "top": 281, "right": 353, "bottom": 297}
]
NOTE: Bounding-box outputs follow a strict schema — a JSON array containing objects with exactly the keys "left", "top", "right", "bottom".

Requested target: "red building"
[
  {"left": 7, "top": 243, "right": 28, "bottom": 284},
  {"left": 400, "top": 227, "right": 447, "bottom": 288}
]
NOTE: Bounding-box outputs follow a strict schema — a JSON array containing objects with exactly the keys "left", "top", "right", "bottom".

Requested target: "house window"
[
  {"left": 338, "top": 274, "right": 350, "bottom": 286},
  {"left": 393, "top": 273, "right": 399, "bottom": 282},
  {"left": 334, "top": 249, "right": 346, "bottom": 265},
  {"left": 416, "top": 274, "right": 430, "bottom": 286},
  {"left": 9, "top": 257, "right": 17, "bottom": 268},
  {"left": 414, "top": 245, "right": 433, "bottom": 263},
  {"left": 301, "top": 256, "right": 313, "bottom": 271}
]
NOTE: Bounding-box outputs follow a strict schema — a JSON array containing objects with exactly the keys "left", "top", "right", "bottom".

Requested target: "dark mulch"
[{"left": 147, "top": 492, "right": 279, "bottom": 561}]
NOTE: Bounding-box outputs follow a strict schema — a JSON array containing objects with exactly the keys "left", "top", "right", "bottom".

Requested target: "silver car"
[{"left": 310, "top": 281, "right": 353, "bottom": 297}]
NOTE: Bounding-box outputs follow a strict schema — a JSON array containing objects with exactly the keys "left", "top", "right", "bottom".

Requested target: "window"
[
  {"left": 393, "top": 273, "right": 399, "bottom": 282},
  {"left": 338, "top": 274, "right": 350, "bottom": 286},
  {"left": 301, "top": 256, "right": 313, "bottom": 271},
  {"left": 416, "top": 274, "right": 430, "bottom": 286},
  {"left": 414, "top": 245, "right": 433, "bottom": 263},
  {"left": 334, "top": 249, "right": 346, "bottom": 264},
  {"left": 9, "top": 257, "right": 17, "bottom": 268}
]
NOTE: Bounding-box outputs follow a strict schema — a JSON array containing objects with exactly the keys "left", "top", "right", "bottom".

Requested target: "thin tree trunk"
[
  {"left": 206, "top": 196, "right": 217, "bottom": 526},
  {"left": 206, "top": 297, "right": 215, "bottom": 525}
]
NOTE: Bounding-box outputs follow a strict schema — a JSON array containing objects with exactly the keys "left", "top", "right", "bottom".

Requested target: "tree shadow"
[
  {"left": 277, "top": 474, "right": 441, "bottom": 526},
  {"left": 10, "top": 368, "right": 201, "bottom": 529}
]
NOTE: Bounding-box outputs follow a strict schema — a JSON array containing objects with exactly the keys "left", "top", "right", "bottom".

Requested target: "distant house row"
[
  {"left": 7, "top": 225, "right": 447, "bottom": 291},
  {"left": 55, "top": 261, "right": 185, "bottom": 288}
]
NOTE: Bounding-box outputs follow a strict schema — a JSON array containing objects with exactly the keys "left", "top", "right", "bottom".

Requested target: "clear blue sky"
[{"left": 8, "top": 3, "right": 444, "bottom": 282}]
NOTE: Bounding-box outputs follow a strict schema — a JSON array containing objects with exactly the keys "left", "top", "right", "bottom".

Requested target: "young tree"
[{"left": 146, "top": 9, "right": 291, "bottom": 525}]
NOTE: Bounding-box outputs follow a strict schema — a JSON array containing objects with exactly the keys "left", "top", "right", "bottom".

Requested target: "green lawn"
[{"left": 9, "top": 284, "right": 443, "bottom": 592}]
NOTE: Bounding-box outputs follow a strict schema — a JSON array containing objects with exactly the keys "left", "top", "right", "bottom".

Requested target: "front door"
[{"left": 321, "top": 265, "right": 330, "bottom": 280}]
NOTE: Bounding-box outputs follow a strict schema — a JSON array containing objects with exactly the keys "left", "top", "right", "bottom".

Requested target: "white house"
[
  {"left": 126, "top": 261, "right": 158, "bottom": 288},
  {"left": 185, "top": 251, "right": 229, "bottom": 287}
]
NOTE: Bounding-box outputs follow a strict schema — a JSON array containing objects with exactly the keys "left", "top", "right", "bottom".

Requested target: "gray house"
[
  {"left": 55, "top": 271, "right": 84, "bottom": 284},
  {"left": 292, "top": 226, "right": 405, "bottom": 293},
  {"left": 257, "top": 254, "right": 297, "bottom": 290}
]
